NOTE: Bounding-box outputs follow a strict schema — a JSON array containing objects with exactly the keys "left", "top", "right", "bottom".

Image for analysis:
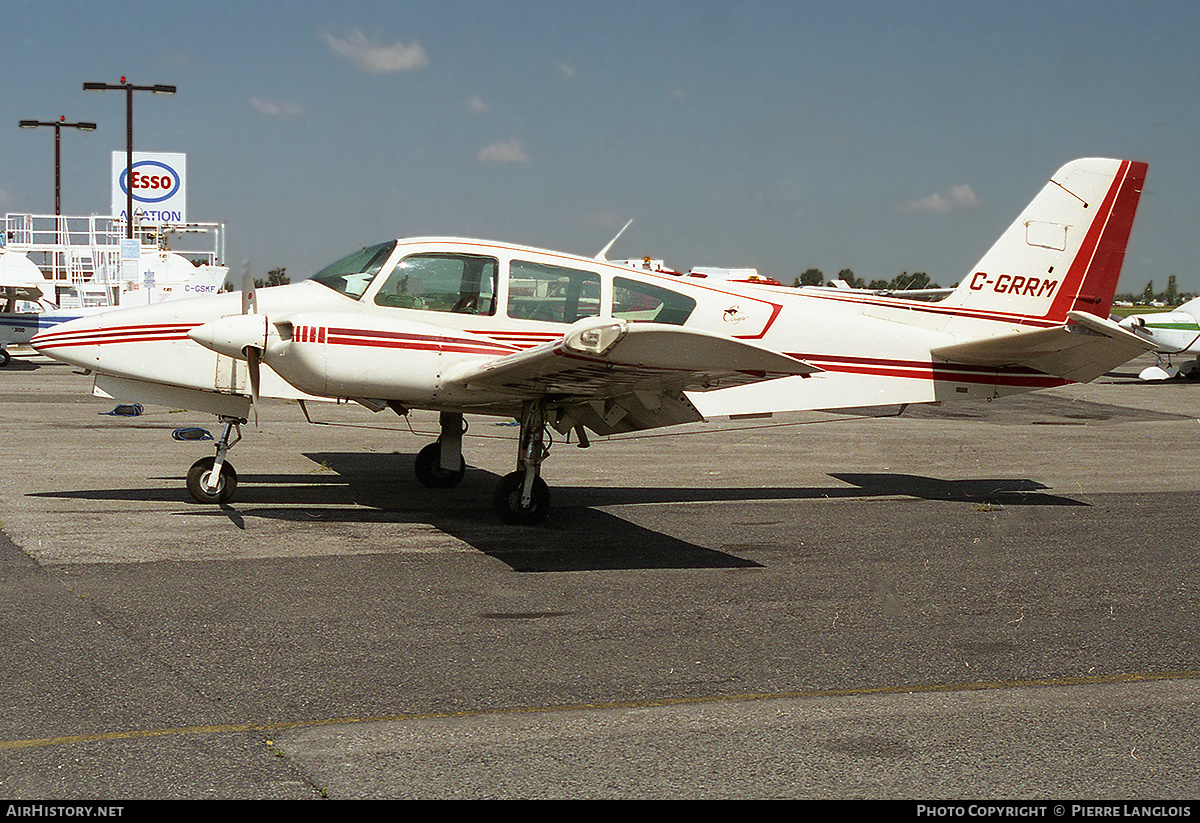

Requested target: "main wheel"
[
  {"left": 0, "top": 349, "right": 10, "bottom": 367},
  {"left": 414, "top": 442, "right": 466, "bottom": 488},
  {"left": 186, "top": 456, "right": 238, "bottom": 504},
  {"left": 492, "top": 471, "right": 550, "bottom": 525}
]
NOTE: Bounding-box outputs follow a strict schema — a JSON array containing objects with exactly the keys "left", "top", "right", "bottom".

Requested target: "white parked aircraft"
[
  {"left": 1, "top": 248, "right": 54, "bottom": 366},
  {"left": 1117, "top": 296, "right": 1200, "bottom": 380},
  {"left": 1, "top": 247, "right": 227, "bottom": 367},
  {"left": 32, "top": 158, "right": 1154, "bottom": 523}
]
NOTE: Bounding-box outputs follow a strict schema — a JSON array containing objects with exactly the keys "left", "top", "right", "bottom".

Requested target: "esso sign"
[
  {"left": 121, "top": 161, "right": 180, "bottom": 203},
  {"left": 111, "top": 152, "right": 187, "bottom": 222}
]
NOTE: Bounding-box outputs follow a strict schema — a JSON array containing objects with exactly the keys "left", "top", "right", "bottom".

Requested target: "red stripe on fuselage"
[
  {"left": 325, "top": 327, "right": 518, "bottom": 356},
  {"left": 31, "top": 323, "right": 198, "bottom": 350}
]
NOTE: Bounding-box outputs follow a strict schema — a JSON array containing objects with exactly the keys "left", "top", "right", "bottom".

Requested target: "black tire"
[
  {"left": 414, "top": 442, "right": 466, "bottom": 488},
  {"left": 492, "top": 471, "right": 550, "bottom": 525},
  {"left": 0, "top": 349, "right": 10, "bottom": 367},
  {"left": 186, "top": 456, "right": 238, "bottom": 504}
]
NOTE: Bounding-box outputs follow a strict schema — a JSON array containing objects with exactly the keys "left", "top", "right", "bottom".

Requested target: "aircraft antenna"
[{"left": 595, "top": 219, "right": 633, "bottom": 261}]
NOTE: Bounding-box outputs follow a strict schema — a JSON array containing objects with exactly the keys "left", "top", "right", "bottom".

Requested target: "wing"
[{"left": 448, "top": 319, "right": 818, "bottom": 435}]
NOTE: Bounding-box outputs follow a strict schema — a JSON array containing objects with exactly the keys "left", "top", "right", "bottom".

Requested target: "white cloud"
[
  {"left": 902, "top": 183, "right": 979, "bottom": 213},
  {"left": 251, "top": 96, "right": 305, "bottom": 117},
  {"left": 321, "top": 29, "right": 429, "bottom": 74},
  {"left": 477, "top": 139, "right": 529, "bottom": 164},
  {"left": 467, "top": 96, "right": 489, "bottom": 114},
  {"left": 556, "top": 60, "right": 577, "bottom": 80},
  {"left": 948, "top": 184, "right": 979, "bottom": 207}
]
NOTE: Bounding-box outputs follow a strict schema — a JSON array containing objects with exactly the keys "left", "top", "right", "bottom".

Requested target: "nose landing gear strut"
[{"left": 185, "top": 416, "right": 243, "bottom": 504}]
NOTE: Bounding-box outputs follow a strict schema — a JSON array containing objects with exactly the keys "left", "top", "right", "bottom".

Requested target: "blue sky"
[{"left": 4, "top": 0, "right": 1199, "bottom": 293}]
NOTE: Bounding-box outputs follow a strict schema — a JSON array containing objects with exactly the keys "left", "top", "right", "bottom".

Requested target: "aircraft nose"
[{"left": 30, "top": 315, "right": 104, "bottom": 369}]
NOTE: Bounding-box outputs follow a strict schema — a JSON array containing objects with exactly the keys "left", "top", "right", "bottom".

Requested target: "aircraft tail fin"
[{"left": 940, "top": 158, "right": 1147, "bottom": 328}]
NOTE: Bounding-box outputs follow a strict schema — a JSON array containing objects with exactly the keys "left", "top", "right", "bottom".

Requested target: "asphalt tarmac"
[{"left": 1, "top": 349, "right": 1197, "bottom": 799}]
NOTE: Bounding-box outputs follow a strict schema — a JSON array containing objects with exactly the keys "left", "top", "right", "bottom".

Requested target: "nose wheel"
[
  {"left": 186, "top": 456, "right": 238, "bottom": 504},
  {"left": 185, "top": 417, "right": 243, "bottom": 504}
]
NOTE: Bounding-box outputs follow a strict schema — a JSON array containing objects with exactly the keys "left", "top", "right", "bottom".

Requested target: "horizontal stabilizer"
[{"left": 931, "top": 311, "right": 1156, "bottom": 383}]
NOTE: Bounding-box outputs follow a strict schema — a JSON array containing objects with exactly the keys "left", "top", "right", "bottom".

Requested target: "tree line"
[
  {"left": 793, "top": 268, "right": 941, "bottom": 291},
  {"left": 795, "top": 269, "right": 1193, "bottom": 305},
  {"left": 1114, "top": 276, "right": 1195, "bottom": 306},
  {"left": 219, "top": 267, "right": 291, "bottom": 291}
]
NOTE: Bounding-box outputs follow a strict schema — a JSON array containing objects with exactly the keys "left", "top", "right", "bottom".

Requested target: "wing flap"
[
  {"left": 446, "top": 320, "right": 818, "bottom": 435},
  {"left": 931, "top": 311, "right": 1156, "bottom": 383},
  {"left": 451, "top": 319, "right": 817, "bottom": 399}
]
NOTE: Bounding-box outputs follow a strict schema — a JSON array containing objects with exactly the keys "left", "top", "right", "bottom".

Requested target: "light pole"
[
  {"left": 82, "top": 77, "right": 176, "bottom": 238},
  {"left": 18, "top": 116, "right": 97, "bottom": 215}
]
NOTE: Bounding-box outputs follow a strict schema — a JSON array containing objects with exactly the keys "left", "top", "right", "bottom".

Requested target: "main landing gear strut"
[
  {"left": 413, "top": 402, "right": 552, "bottom": 525},
  {"left": 491, "top": 401, "right": 551, "bottom": 525},
  {"left": 185, "top": 416, "right": 243, "bottom": 504}
]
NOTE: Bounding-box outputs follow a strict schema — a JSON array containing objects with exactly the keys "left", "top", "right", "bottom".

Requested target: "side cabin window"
[
  {"left": 507, "top": 260, "right": 601, "bottom": 324},
  {"left": 373, "top": 253, "right": 498, "bottom": 315},
  {"left": 612, "top": 277, "right": 696, "bottom": 325}
]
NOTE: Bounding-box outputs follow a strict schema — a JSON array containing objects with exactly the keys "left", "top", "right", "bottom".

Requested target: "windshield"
[{"left": 309, "top": 241, "right": 397, "bottom": 300}]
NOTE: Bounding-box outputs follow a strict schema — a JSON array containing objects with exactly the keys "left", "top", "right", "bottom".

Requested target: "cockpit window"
[
  {"left": 507, "top": 260, "right": 601, "bottom": 324},
  {"left": 613, "top": 277, "right": 696, "bottom": 325},
  {"left": 310, "top": 241, "right": 398, "bottom": 300},
  {"left": 373, "top": 254, "right": 498, "bottom": 315}
]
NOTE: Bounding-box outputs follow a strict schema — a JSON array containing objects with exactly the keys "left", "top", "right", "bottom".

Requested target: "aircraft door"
[{"left": 506, "top": 260, "right": 601, "bottom": 324}]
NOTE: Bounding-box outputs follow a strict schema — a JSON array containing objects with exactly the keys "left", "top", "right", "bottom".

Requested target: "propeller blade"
[
  {"left": 240, "top": 261, "right": 257, "bottom": 315},
  {"left": 246, "top": 346, "right": 261, "bottom": 426}
]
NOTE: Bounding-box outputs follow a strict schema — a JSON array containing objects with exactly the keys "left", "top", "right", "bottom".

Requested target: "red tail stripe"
[{"left": 1048, "top": 159, "right": 1145, "bottom": 321}]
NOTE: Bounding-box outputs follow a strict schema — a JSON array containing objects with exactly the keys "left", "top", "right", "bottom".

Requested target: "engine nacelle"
[
  {"left": 188, "top": 313, "right": 268, "bottom": 360},
  {"left": 257, "top": 311, "right": 518, "bottom": 404}
]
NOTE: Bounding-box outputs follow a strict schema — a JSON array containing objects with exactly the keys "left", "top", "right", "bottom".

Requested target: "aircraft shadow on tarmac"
[
  {"left": 0, "top": 357, "right": 43, "bottom": 372},
  {"left": 297, "top": 453, "right": 1085, "bottom": 567},
  {"left": 295, "top": 452, "right": 761, "bottom": 572},
  {"left": 28, "top": 452, "right": 1084, "bottom": 573}
]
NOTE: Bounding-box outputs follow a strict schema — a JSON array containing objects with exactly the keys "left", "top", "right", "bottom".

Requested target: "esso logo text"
[{"left": 121, "top": 161, "right": 181, "bottom": 204}]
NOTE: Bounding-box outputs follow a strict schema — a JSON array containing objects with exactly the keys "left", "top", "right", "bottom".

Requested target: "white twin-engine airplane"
[
  {"left": 1117, "top": 296, "right": 1200, "bottom": 380},
  {"left": 32, "top": 158, "right": 1154, "bottom": 524}
]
